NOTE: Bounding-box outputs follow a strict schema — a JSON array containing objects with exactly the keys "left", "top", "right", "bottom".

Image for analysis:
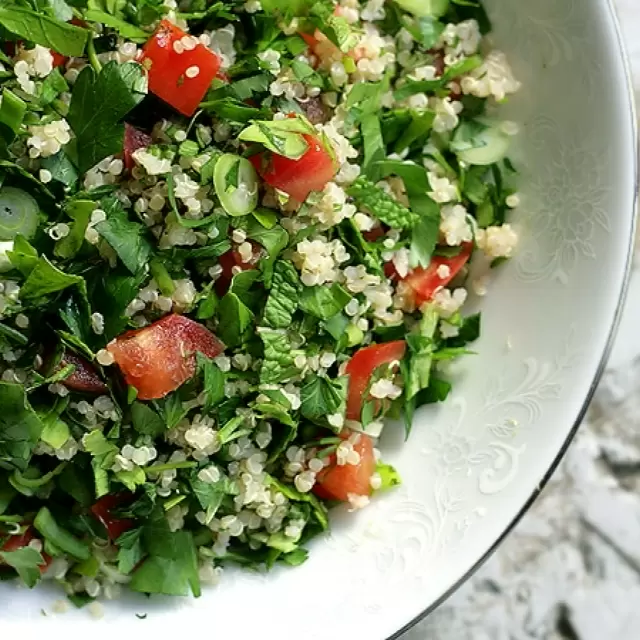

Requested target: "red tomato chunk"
[
  {"left": 314, "top": 433, "right": 376, "bottom": 501},
  {"left": 91, "top": 495, "right": 134, "bottom": 541},
  {"left": 60, "top": 350, "right": 108, "bottom": 394},
  {"left": 107, "top": 314, "right": 225, "bottom": 400},
  {"left": 140, "top": 19, "right": 221, "bottom": 116},
  {"left": 251, "top": 134, "right": 337, "bottom": 203},
  {"left": 123, "top": 123, "right": 152, "bottom": 171},
  {"left": 403, "top": 242, "right": 473, "bottom": 306},
  {"left": 345, "top": 341, "right": 406, "bottom": 422}
]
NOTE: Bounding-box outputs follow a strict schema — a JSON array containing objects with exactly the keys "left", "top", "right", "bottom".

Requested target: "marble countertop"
[{"left": 404, "top": 2, "right": 640, "bottom": 639}]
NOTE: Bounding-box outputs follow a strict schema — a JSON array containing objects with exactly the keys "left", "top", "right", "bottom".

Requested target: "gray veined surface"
[{"left": 403, "top": 2, "right": 640, "bottom": 638}]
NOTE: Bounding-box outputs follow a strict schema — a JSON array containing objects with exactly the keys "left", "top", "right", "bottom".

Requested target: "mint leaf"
[
  {"left": 94, "top": 196, "right": 152, "bottom": 275},
  {"left": 0, "top": 383, "right": 43, "bottom": 472},
  {"left": 264, "top": 261, "right": 300, "bottom": 328},
  {"left": 68, "top": 61, "right": 147, "bottom": 172},
  {"left": 347, "top": 176, "right": 418, "bottom": 229},
  {"left": 258, "top": 327, "right": 300, "bottom": 384}
]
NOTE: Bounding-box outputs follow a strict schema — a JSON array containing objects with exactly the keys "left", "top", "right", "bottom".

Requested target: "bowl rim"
[{"left": 389, "top": 1, "right": 639, "bottom": 637}]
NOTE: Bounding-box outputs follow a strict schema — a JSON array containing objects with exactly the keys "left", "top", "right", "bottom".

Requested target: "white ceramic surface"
[{"left": 2, "top": 1, "right": 637, "bottom": 638}]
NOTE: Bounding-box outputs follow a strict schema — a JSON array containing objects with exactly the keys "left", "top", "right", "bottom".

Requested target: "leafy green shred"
[
  {"left": 347, "top": 176, "right": 418, "bottom": 229},
  {"left": 263, "top": 260, "right": 301, "bottom": 328},
  {"left": 258, "top": 327, "right": 301, "bottom": 384}
]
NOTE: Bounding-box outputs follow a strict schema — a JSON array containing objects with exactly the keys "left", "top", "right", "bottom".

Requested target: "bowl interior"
[{"left": 2, "top": 1, "right": 636, "bottom": 637}]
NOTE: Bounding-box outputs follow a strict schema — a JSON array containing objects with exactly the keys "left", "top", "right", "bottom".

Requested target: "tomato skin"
[
  {"left": 314, "top": 433, "right": 376, "bottom": 501},
  {"left": 107, "top": 314, "right": 225, "bottom": 400},
  {"left": 254, "top": 134, "right": 336, "bottom": 203},
  {"left": 91, "top": 495, "right": 134, "bottom": 542},
  {"left": 50, "top": 51, "right": 67, "bottom": 68},
  {"left": 403, "top": 243, "right": 473, "bottom": 306},
  {"left": 140, "top": 19, "right": 221, "bottom": 116},
  {"left": 123, "top": 123, "right": 152, "bottom": 171},
  {"left": 345, "top": 341, "right": 407, "bottom": 422},
  {"left": 60, "top": 351, "right": 108, "bottom": 394},
  {"left": 1, "top": 528, "right": 52, "bottom": 572}
]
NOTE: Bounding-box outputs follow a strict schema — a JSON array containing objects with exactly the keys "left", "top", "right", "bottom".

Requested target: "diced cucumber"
[{"left": 453, "top": 123, "right": 511, "bottom": 166}]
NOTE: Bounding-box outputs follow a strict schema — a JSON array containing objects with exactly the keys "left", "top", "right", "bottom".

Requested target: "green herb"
[
  {"left": 347, "top": 176, "right": 418, "bottom": 229},
  {"left": 0, "top": 6, "right": 89, "bottom": 57},
  {"left": 94, "top": 196, "right": 152, "bottom": 275},
  {"left": 299, "top": 283, "right": 352, "bottom": 321},
  {"left": 34, "top": 507, "right": 90, "bottom": 560},
  {"left": 263, "top": 260, "right": 301, "bottom": 328},
  {"left": 0, "top": 546, "right": 45, "bottom": 587},
  {"left": 258, "top": 327, "right": 300, "bottom": 384},
  {"left": 68, "top": 61, "right": 147, "bottom": 172}
]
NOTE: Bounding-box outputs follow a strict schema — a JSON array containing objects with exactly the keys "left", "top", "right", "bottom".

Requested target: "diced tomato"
[
  {"left": 1, "top": 528, "right": 51, "bottom": 572},
  {"left": 345, "top": 341, "right": 407, "bottom": 421},
  {"left": 314, "top": 432, "right": 376, "bottom": 501},
  {"left": 300, "top": 31, "right": 321, "bottom": 50},
  {"left": 363, "top": 226, "right": 386, "bottom": 243},
  {"left": 107, "top": 314, "right": 225, "bottom": 400},
  {"left": 90, "top": 495, "right": 134, "bottom": 542},
  {"left": 216, "top": 70, "right": 230, "bottom": 83},
  {"left": 140, "top": 19, "right": 221, "bottom": 116},
  {"left": 60, "top": 351, "right": 108, "bottom": 394},
  {"left": 403, "top": 243, "right": 473, "bottom": 306},
  {"left": 252, "top": 134, "right": 336, "bottom": 203},
  {"left": 123, "top": 123, "right": 152, "bottom": 171},
  {"left": 50, "top": 51, "right": 68, "bottom": 68}
]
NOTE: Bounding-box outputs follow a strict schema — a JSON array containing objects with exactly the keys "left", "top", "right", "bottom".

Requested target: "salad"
[{"left": 0, "top": 0, "right": 521, "bottom": 606}]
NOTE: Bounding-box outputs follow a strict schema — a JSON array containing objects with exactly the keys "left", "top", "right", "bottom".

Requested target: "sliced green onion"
[
  {"left": 214, "top": 154, "right": 259, "bottom": 217},
  {"left": 33, "top": 506, "right": 91, "bottom": 561},
  {"left": 0, "top": 89, "right": 27, "bottom": 142},
  {"left": 0, "top": 186, "right": 40, "bottom": 240},
  {"left": 393, "top": 0, "right": 449, "bottom": 17}
]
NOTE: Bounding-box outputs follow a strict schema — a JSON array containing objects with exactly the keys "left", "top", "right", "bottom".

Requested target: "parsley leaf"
[
  {"left": 116, "top": 527, "right": 145, "bottom": 575},
  {"left": 299, "top": 283, "right": 352, "bottom": 320},
  {"left": 0, "top": 383, "right": 44, "bottom": 472},
  {"left": 300, "top": 375, "right": 347, "bottom": 424},
  {"left": 131, "top": 402, "right": 166, "bottom": 437},
  {"left": 263, "top": 261, "right": 301, "bottom": 328},
  {"left": 131, "top": 511, "right": 200, "bottom": 597},
  {"left": 68, "top": 61, "right": 147, "bottom": 172},
  {"left": 0, "top": 6, "right": 89, "bottom": 57},
  {"left": 217, "top": 292, "right": 255, "bottom": 348},
  {"left": 94, "top": 196, "right": 152, "bottom": 275},
  {"left": 19, "top": 256, "right": 83, "bottom": 301},
  {"left": 0, "top": 547, "right": 44, "bottom": 588}
]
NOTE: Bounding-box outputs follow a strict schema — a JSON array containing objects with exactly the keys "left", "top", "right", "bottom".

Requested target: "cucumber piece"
[
  {"left": 213, "top": 154, "right": 259, "bottom": 217},
  {"left": 393, "top": 0, "right": 449, "bottom": 18},
  {"left": 0, "top": 186, "right": 39, "bottom": 240},
  {"left": 452, "top": 123, "right": 511, "bottom": 166}
]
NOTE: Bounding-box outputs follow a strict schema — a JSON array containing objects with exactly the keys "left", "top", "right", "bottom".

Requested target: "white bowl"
[{"left": 3, "top": 1, "right": 637, "bottom": 637}]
